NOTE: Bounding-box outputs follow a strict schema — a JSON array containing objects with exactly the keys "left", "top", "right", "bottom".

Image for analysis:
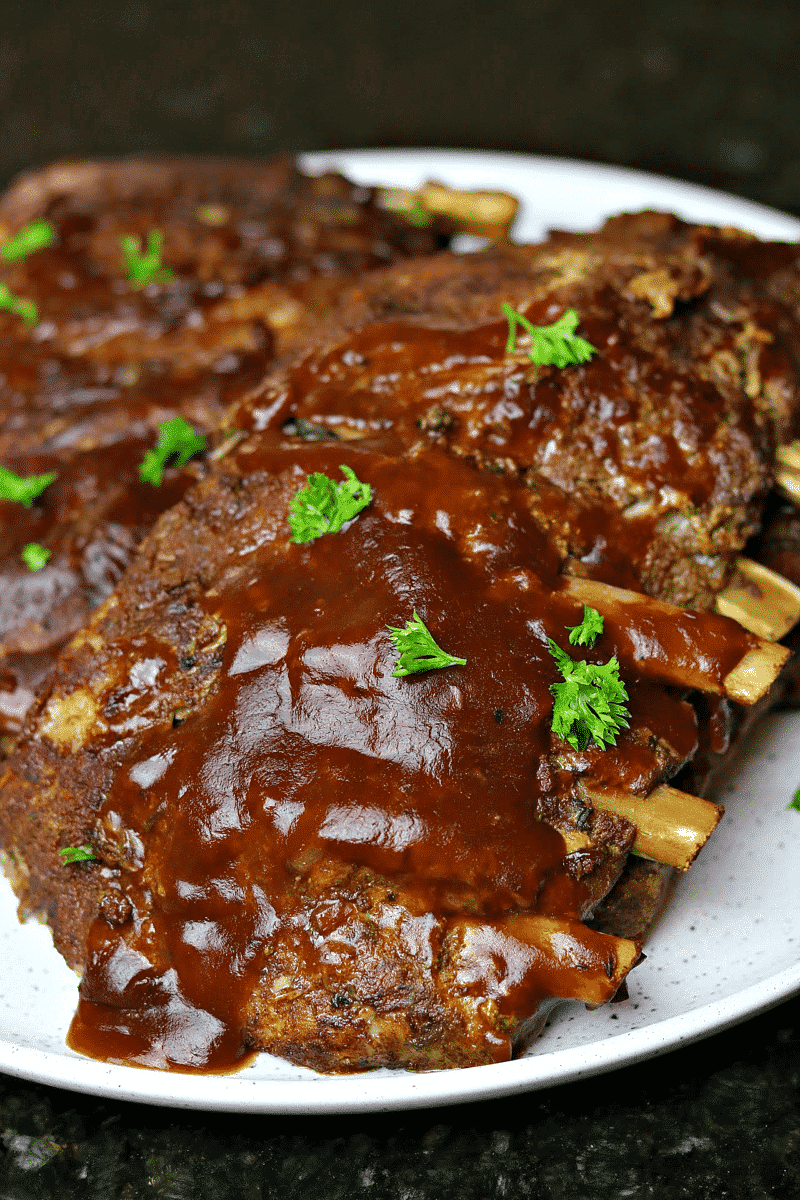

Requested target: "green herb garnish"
[
  {"left": 387, "top": 610, "right": 467, "bottom": 678},
  {"left": 0, "top": 464, "right": 58, "bottom": 506},
  {"left": 0, "top": 283, "right": 38, "bottom": 327},
  {"left": 789, "top": 787, "right": 800, "bottom": 812},
  {"left": 547, "top": 618, "right": 630, "bottom": 752},
  {"left": 406, "top": 201, "right": 435, "bottom": 228},
  {"left": 139, "top": 417, "right": 208, "bottom": 486},
  {"left": 502, "top": 303, "right": 596, "bottom": 368},
  {"left": 59, "top": 846, "right": 97, "bottom": 864},
  {"left": 21, "top": 542, "right": 51, "bottom": 571},
  {"left": 566, "top": 604, "right": 605, "bottom": 648},
  {"left": 289, "top": 465, "right": 373, "bottom": 543},
  {"left": 1, "top": 218, "right": 57, "bottom": 263},
  {"left": 121, "top": 230, "right": 175, "bottom": 288}
]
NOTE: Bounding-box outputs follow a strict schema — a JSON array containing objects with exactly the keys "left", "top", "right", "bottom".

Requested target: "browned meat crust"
[
  {"left": 589, "top": 857, "right": 674, "bottom": 942},
  {"left": 754, "top": 497, "right": 800, "bottom": 589},
  {"left": 0, "top": 158, "right": 454, "bottom": 740}
]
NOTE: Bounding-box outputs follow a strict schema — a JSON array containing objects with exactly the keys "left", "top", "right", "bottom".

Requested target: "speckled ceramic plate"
[{"left": 1, "top": 151, "right": 799, "bottom": 1113}]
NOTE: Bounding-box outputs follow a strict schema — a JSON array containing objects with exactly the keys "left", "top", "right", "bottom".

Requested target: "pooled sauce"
[{"left": 67, "top": 441, "right": 738, "bottom": 1071}]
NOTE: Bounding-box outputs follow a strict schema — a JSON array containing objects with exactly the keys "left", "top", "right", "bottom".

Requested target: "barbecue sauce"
[
  {"left": 0, "top": 164, "right": 450, "bottom": 739},
  {"left": 66, "top": 440, "right": 749, "bottom": 1072},
  {"left": 6, "top": 204, "right": 787, "bottom": 1073},
  {"left": 240, "top": 283, "right": 778, "bottom": 615}
]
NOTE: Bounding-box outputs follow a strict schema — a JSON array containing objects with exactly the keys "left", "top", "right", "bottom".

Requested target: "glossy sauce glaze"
[
  {"left": 246, "top": 309, "right": 748, "bottom": 510},
  {"left": 0, "top": 345, "right": 265, "bottom": 743},
  {"left": 0, "top": 163, "right": 452, "bottom": 740},
  {"left": 0, "top": 445, "right": 196, "bottom": 739},
  {"left": 240, "top": 285, "right": 773, "bottom": 611},
  {"left": 64, "top": 439, "right": 741, "bottom": 1071}
]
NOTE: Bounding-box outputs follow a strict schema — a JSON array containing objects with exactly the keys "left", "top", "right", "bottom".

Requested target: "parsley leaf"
[
  {"left": 1, "top": 218, "right": 57, "bottom": 262},
  {"left": 547, "top": 631, "right": 630, "bottom": 752},
  {"left": 502, "top": 303, "right": 596, "bottom": 368},
  {"left": 406, "top": 201, "right": 435, "bottom": 227},
  {"left": 387, "top": 610, "right": 467, "bottom": 677},
  {"left": 0, "top": 283, "right": 38, "bottom": 327},
  {"left": 59, "top": 846, "right": 97, "bottom": 864},
  {"left": 139, "top": 417, "right": 208, "bottom": 486},
  {"left": 789, "top": 787, "right": 800, "bottom": 812},
  {"left": 289, "top": 465, "right": 372, "bottom": 543},
  {"left": 121, "top": 230, "right": 175, "bottom": 288},
  {"left": 21, "top": 542, "right": 51, "bottom": 571},
  {"left": 0, "top": 464, "right": 58, "bottom": 506},
  {"left": 567, "top": 605, "right": 605, "bottom": 648}
]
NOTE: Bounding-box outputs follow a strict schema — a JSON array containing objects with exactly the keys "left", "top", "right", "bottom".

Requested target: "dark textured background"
[
  {"left": 1, "top": 1, "right": 799, "bottom": 1195},
  {"left": 0, "top": 0, "right": 799, "bottom": 215},
  {"left": 1, "top": 1005, "right": 798, "bottom": 1199}
]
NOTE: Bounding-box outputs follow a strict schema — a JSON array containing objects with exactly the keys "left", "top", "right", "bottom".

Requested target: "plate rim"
[
  {"left": 2, "top": 147, "right": 799, "bottom": 1113},
  {"left": 300, "top": 147, "right": 800, "bottom": 239},
  {"left": 1, "top": 959, "right": 798, "bottom": 1113}
]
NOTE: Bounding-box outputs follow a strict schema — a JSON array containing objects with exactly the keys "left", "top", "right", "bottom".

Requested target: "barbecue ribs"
[{"left": 0, "top": 172, "right": 798, "bottom": 1074}]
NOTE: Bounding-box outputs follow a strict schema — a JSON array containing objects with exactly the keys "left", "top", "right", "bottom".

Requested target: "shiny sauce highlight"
[{"left": 67, "top": 443, "right": 654, "bottom": 1071}]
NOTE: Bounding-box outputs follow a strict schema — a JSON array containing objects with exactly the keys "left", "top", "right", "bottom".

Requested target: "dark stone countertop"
[
  {"left": 1, "top": 1, "right": 799, "bottom": 1195},
  {"left": 0, "top": 998, "right": 798, "bottom": 1199}
]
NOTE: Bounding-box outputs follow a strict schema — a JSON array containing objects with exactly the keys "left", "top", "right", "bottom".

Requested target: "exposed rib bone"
[
  {"left": 776, "top": 469, "right": 800, "bottom": 505},
  {"left": 776, "top": 440, "right": 800, "bottom": 505},
  {"left": 776, "top": 468, "right": 800, "bottom": 505},
  {"left": 375, "top": 181, "right": 519, "bottom": 242},
  {"left": 581, "top": 781, "right": 723, "bottom": 871},
  {"left": 716, "top": 557, "right": 800, "bottom": 641},
  {"left": 562, "top": 576, "right": 788, "bottom": 704},
  {"left": 721, "top": 641, "right": 789, "bottom": 704},
  {"left": 778, "top": 441, "right": 800, "bottom": 470}
]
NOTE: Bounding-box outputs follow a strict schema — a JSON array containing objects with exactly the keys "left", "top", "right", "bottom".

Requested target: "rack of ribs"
[{"left": 0, "top": 166, "right": 798, "bottom": 1075}]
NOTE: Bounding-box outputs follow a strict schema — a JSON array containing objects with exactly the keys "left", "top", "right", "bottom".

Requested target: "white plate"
[{"left": 1, "top": 150, "right": 799, "bottom": 1114}]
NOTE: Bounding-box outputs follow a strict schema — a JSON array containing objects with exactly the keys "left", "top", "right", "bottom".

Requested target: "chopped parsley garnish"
[
  {"left": 139, "top": 417, "right": 208, "bottom": 486},
  {"left": 59, "top": 846, "right": 97, "bottom": 864},
  {"left": 121, "top": 230, "right": 175, "bottom": 288},
  {"left": 406, "top": 201, "right": 435, "bottom": 228},
  {"left": 21, "top": 542, "right": 51, "bottom": 571},
  {"left": 288, "top": 465, "right": 373, "bottom": 543},
  {"left": 0, "top": 283, "right": 38, "bottom": 328},
  {"left": 789, "top": 787, "right": 800, "bottom": 812},
  {"left": 0, "top": 464, "right": 58, "bottom": 506},
  {"left": 548, "top": 617, "right": 630, "bottom": 752},
  {"left": 502, "top": 303, "right": 596, "bottom": 368},
  {"left": 1, "top": 218, "right": 57, "bottom": 262},
  {"left": 567, "top": 604, "right": 605, "bottom": 648},
  {"left": 387, "top": 610, "right": 467, "bottom": 678}
]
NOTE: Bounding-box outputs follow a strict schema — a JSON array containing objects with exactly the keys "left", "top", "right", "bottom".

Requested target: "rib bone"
[
  {"left": 776, "top": 440, "right": 800, "bottom": 505},
  {"left": 581, "top": 781, "right": 723, "bottom": 871},
  {"left": 562, "top": 576, "right": 788, "bottom": 704},
  {"left": 376, "top": 181, "right": 519, "bottom": 242},
  {"left": 716, "top": 557, "right": 800, "bottom": 642},
  {"left": 448, "top": 915, "right": 639, "bottom": 1008}
]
